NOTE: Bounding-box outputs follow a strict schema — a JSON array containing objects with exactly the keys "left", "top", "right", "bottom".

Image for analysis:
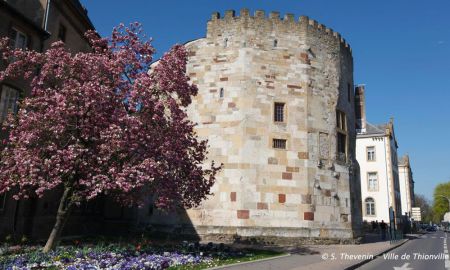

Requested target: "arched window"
[
  {"left": 365, "top": 197, "right": 376, "bottom": 216},
  {"left": 273, "top": 39, "right": 278, "bottom": 47}
]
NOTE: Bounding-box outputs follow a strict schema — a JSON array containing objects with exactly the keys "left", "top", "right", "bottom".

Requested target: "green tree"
[
  {"left": 414, "top": 194, "right": 432, "bottom": 223},
  {"left": 432, "top": 182, "right": 450, "bottom": 223}
]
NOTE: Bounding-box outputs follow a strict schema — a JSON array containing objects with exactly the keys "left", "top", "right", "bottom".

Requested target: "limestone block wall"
[{"left": 144, "top": 9, "right": 362, "bottom": 241}]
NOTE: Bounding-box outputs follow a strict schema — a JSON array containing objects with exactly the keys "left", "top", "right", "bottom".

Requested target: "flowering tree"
[{"left": 0, "top": 23, "right": 220, "bottom": 252}]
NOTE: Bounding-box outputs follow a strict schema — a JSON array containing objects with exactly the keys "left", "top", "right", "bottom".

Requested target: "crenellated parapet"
[{"left": 207, "top": 9, "right": 351, "bottom": 55}]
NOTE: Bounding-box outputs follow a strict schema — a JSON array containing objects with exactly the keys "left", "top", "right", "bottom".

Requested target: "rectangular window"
[
  {"left": 58, "top": 24, "right": 66, "bottom": 42},
  {"left": 336, "top": 110, "right": 347, "bottom": 161},
  {"left": 367, "top": 146, "right": 376, "bottom": 161},
  {"left": 336, "top": 110, "right": 346, "bottom": 130},
  {"left": 274, "top": 102, "right": 285, "bottom": 122},
  {"left": 0, "top": 85, "right": 19, "bottom": 122},
  {"left": 368, "top": 172, "right": 378, "bottom": 191},
  {"left": 10, "top": 28, "right": 28, "bottom": 49},
  {"left": 366, "top": 202, "right": 375, "bottom": 216},
  {"left": 273, "top": 139, "right": 286, "bottom": 149}
]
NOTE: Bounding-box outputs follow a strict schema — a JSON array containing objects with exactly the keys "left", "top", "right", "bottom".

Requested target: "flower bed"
[{"left": 0, "top": 241, "right": 282, "bottom": 270}]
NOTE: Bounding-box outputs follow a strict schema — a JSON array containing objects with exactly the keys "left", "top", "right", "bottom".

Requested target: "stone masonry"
[{"left": 144, "top": 9, "right": 362, "bottom": 243}]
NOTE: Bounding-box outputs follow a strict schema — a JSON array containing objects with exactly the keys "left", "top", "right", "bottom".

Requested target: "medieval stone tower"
[{"left": 145, "top": 9, "right": 362, "bottom": 242}]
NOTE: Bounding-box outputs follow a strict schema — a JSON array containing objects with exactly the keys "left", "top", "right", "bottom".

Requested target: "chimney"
[{"left": 355, "top": 85, "right": 366, "bottom": 133}]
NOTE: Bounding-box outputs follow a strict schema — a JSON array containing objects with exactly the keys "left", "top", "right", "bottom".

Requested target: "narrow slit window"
[
  {"left": 0, "top": 193, "right": 6, "bottom": 211},
  {"left": 273, "top": 139, "right": 286, "bottom": 149},
  {"left": 273, "top": 39, "right": 278, "bottom": 47},
  {"left": 219, "top": 88, "right": 224, "bottom": 98},
  {"left": 336, "top": 110, "right": 347, "bottom": 161},
  {"left": 224, "top": 38, "right": 228, "bottom": 48},
  {"left": 58, "top": 24, "right": 66, "bottom": 42},
  {"left": 347, "top": 83, "right": 351, "bottom": 102}
]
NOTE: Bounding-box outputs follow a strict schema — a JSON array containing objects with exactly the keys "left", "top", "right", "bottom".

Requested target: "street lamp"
[{"left": 437, "top": 195, "right": 450, "bottom": 211}]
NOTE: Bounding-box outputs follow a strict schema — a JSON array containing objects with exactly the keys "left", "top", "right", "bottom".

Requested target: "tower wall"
[{"left": 144, "top": 9, "right": 362, "bottom": 243}]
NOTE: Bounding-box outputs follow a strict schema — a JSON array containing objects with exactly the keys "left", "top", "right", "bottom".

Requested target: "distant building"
[
  {"left": 355, "top": 85, "right": 402, "bottom": 227},
  {"left": 398, "top": 155, "right": 414, "bottom": 217},
  {"left": 0, "top": 0, "right": 96, "bottom": 239},
  {"left": 411, "top": 207, "right": 422, "bottom": 222}
]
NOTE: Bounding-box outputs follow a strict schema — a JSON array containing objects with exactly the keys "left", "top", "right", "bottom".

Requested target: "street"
[{"left": 358, "top": 231, "right": 449, "bottom": 270}]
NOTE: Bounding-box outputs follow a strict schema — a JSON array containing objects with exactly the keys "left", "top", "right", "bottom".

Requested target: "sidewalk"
[{"left": 213, "top": 235, "right": 411, "bottom": 270}]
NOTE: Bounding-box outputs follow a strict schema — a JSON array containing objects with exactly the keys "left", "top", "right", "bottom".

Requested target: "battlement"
[{"left": 208, "top": 9, "right": 351, "bottom": 53}]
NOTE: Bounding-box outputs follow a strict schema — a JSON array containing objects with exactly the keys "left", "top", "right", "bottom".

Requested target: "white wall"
[
  {"left": 356, "top": 136, "right": 390, "bottom": 223},
  {"left": 399, "top": 165, "right": 411, "bottom": 215}
]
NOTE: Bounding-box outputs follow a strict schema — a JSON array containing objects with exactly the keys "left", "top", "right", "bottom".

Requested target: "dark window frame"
[
  {"left": 274, "top": 102, "right": 285, "bottom": 123},
  {"left": 272, "top": 138, "right": 286, "bottom": 149},
  {"left": 0, "top": 84, "right": 20, "bottom": 122},
  {"left": 0, "top": 193, "right": 6, "bottom": 211},
  {"left": 58, "top": 24, "right": 67, "bottom": 42},
  {"left": 336, "top": 110, "right": 348, "bottom": 161}
]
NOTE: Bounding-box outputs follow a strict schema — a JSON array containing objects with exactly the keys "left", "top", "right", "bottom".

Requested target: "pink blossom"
[{"left": 0, "top": 23, "right": 220, "bottom": 209}]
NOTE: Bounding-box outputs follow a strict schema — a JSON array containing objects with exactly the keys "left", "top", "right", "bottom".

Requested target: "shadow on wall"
[
  {"left": 133, "top": 204, "right": 201, "bottom": 242},
  {"left": 0, "top": 187, "right": 201, "bottom": 242}
]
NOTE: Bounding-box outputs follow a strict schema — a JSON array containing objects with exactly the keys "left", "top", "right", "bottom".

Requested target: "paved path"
[
  {"left": 216, "top": 237, "right": 409, "bottom": 270},
  {"left": 358, "top": 231, "right": 447, "bottom": 270}
]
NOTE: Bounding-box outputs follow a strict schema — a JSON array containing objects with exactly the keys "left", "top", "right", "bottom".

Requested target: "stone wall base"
[{"left": 146, "top": 224, "right": 361, "bottom": 245}]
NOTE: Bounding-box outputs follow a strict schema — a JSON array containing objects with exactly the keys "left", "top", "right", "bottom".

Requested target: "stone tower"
[{"left": 146, "top": 9, "right": 362, "bottom": 242}]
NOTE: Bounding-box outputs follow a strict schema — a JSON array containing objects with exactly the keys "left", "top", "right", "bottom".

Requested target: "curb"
[
  {"left": 207, "top": 253, "right": 291, "bottom": 270},
  {"left": 344, "top": 239, "right": 410, "bottom": 270}
]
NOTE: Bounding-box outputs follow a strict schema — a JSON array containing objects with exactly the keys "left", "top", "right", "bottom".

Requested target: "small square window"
[
  {"left": 273, "top": 139, "right": 286, "bottom": 149},
  {"left": 274, "top": 102, "right": 285, "bottom": 122}
]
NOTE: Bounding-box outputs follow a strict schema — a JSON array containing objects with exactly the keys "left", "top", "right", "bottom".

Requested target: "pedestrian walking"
[{"left": 380, "top": 220, "right": 387, "bottom": 240}]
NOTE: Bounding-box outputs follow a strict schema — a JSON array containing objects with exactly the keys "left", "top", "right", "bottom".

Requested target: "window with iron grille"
[
  {"left": 273, "top": 139, "right": 286, "bottom": 149},
  {"left": 274, "top": 102, "right": 285, "bottom": 122}
]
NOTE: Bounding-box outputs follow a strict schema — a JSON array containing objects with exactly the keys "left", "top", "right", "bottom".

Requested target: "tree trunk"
[{"left": 43, "top": 186, "right": 73, "bottom": 253}]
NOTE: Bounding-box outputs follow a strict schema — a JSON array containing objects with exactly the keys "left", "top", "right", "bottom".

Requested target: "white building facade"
[
  {"left": 398, "top": 155, "right": 414, "bottom": 217},
  {"left": 355, "top": 86, "right": 402, "bottom": 226}
]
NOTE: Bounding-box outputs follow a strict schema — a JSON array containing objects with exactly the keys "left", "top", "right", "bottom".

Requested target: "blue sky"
[{"left": 80, "top": 0, "right": 450, "bottom": 201}]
